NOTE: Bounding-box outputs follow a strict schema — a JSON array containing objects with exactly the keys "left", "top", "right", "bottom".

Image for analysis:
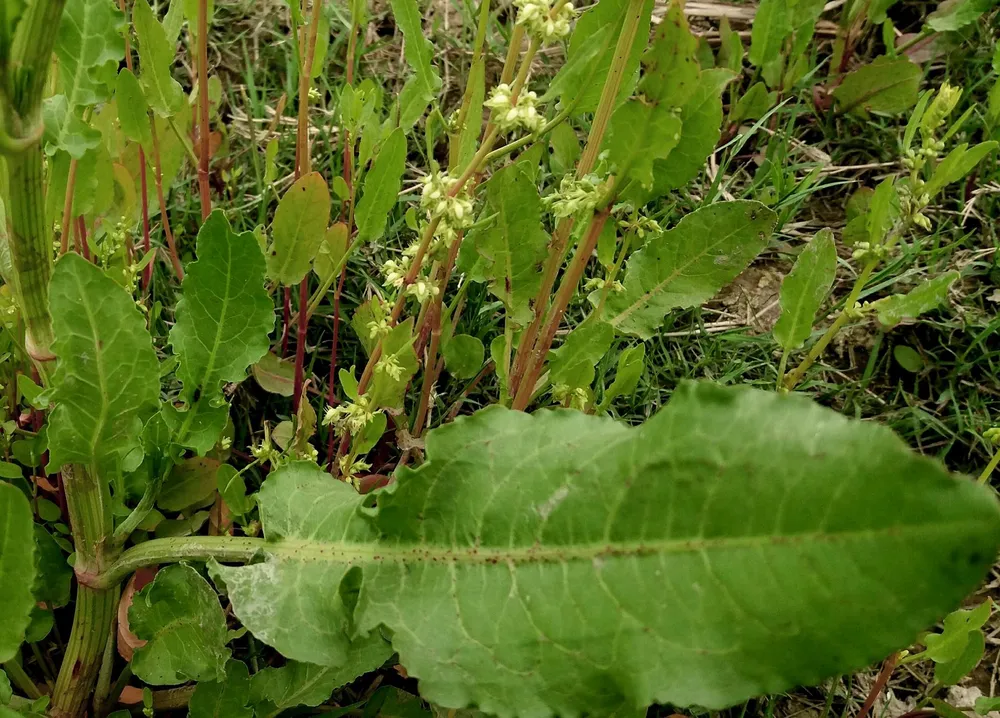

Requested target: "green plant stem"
[
  {"left": 111, "top": 472, "right": 164, "bottom": 547},
  {"left": 776, "top": 348, "right": 789, "bottom": 392},
  {"left": 50, "top": 586, "right": 119, "bottom": 718},
  {"left": 3, "top": 147, "right": 55, "bottom": 364},
  {"left": 94, "top": 536, "right": 265, "bottom": 590},
  {"left": 977, "top": 451, "right": 1000, "bottom": 485},
  {"left": 510, "top": 0, "right": 644, "bottom": 396},
  {"left": 783, "top": 260, "right": 877, "bottom": 390},
  {"left": 50, "top": 464, "right": 118, "bottom": 716},
  {"left": 2, "top": 659, "right": 43, "bottom": 700}
]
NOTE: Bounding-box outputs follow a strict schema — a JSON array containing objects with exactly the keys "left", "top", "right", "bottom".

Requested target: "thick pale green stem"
[
  {"left": 4, "top": 147, "right": 54, "bottom": 362},
  {"left": 95, "top": 536, "right": 265, "bottom": 590},
  {"left": 50, "top": 587, "right": 118, "bottom": 718}
]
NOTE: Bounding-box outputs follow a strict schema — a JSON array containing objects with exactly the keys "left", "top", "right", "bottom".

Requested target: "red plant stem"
[
  {"left": 326, "top": 266, "right": 347, "bottom": 472},
  {"left": 293, "top": 278, "right": 308, "bottom": 413},
  {"left": 196, "top": 0, "right": 211, "bottom": 221},
  {"left": 281, "top": 286, "right": 292, "bottom": 355},
  {"left": 295, "top": 0, "right": 324, "bottom": 177},
  {"left": 58, "top": 158, "right": 79, "bottom": 255},
  {"left": 512, "top": 208, "right": 610, "bottom": 411},
  {"left": 75, "top": 217, "right": 91, "bottom": 261},
  {"left": 139, "top": 147, "right": 152, "bottom": 287},
  {"left": 117, "top": 0, "right": 143, "bottom": 269},
  {"left": 856, "top": 653, "right": 900, "bottom": 718},
  {"left": 149, "top": 120, "right": 185, "bottom": 280}
]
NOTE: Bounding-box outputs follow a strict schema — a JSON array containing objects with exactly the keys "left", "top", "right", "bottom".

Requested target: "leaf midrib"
[{"left": 263, "top": 517, "right": 989, "bottom": 566}]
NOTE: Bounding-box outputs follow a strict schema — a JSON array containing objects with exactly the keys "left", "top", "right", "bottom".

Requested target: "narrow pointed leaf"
[
  {"left": 355, "top": 129, "right": 407, "bottom": 245},
  {"left": 170, "top": 210, "right": 274, "bottom": 403},
  {"left": 773, "top": 229, "right": 837, "bottom": 351},
  {"left": 605, "top": 201, "right": 776, "bottom": 339},
  {"left": 872, "top": 272, "right": 959, "bottom": 329},
  {"left": 598, "top": 343, "right": 646, "bottom": 410},
  {"left": 0, "top": 483, "right": 35, "bottom": 662},
  {"left": 130, "top": 564, "right": 230, "bottom": 685},
  {"left": 638, "top": 0, "right": 699, "bottom": 107},
  {"left": 132, "top": 0, "right": 185, "bottom": 116},
  {"left": 115, "top": 68, "right": 152, "bottom": 148},
  {"left": 209, "top": 382, "right": 999, "bottom": 716},
  {"left": 48, "top": 254, "right": 159, "bottom": 472},
  {"left": 267, "top": 172, "right": 331, "bottom": 286},
  {"left": 389, "top": 0, "right": 442, "bottom": 126},
  {"left": 749, "top": 0, "right": 790, "bottom": 68}
]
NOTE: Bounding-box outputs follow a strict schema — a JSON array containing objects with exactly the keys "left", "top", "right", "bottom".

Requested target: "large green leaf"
[
  {"left": 773, "top": 229, "right": 837, "bottom": 351},
  {"left": 355, "top": 129, "right": 407, "bottom": 245},
  {"left": 130, "top": 564, "right": 230, "bottom": 685},
  {"left": 389, "top": 0, "right": 442, "bottom": 127},
  {"left": 249, "top": 635, "right": 392, "bottom": 718},
  {"left": 832, "top": 56, "right": 922, "bottom": 116},
  {"left": 170, "top": 210, "right": 274, "bottom": 404},
  {"left": 209, "top": 382, "right": 1000, "bottom": 716},
  {"left": 132, "top": 0, "right": 185, "bottom": 117},
  {"left": 604, "top": 201, "right": 776, "bottom": 339},
  {"left": 48, "top": 254, "right": 160, "bottom": 472},
  {"left": 0, "top": 483, "right": 35, "bottom": 663},
  {"left": 461, "top": 162, "right": 549, "bottom": 326},
  {"left": 267, "top": 172, "right": 331, "bottom": 286},
  {"left": 42, "top": 95, "right": 103, "bottom": 158}
]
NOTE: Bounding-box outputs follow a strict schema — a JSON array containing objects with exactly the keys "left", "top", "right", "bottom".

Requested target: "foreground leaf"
[
  {"left": 211, "top": 382, "right": 1000, "bottom": 716},
  {"left": 267, "top": 172, "right": 331, "bottom": 286},
  {"left": 130, "top": 564, "right": 230, "bottom": 685},
  {"left": 773, "top": 229, "right": 837, "bottom": 351},
  {"left": 170, "top": 210, "right": 274, "bottom": 404},
  {"left": 48, "top": 254, "right": 159, "bottom": 472},
  {"left": 605, "top": 201, "right": 776, "bottom": 339},
  {"left": 0, "top": 483, "right": 35, "bottom": 662}
]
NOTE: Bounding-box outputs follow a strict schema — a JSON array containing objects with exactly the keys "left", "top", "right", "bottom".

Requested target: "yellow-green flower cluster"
[
  {"left": 323, "top": 394, "right": 377, "bottom": 436},
  {"left": 421, "top": 171, "right": 474, "bottom": 229},
  {"left": 484, "top": 83, "right": 545, "bottom": 134},
  {"left": 514, "top": 0, "right": 575, "bottom": 43},
  {"left": 544, "top": 174, "right": 604, "bottom": 218}
]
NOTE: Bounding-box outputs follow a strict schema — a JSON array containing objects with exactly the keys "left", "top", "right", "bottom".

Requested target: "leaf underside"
[{"left": 211, "top": 382, "right": 1000, "bottom": 718}]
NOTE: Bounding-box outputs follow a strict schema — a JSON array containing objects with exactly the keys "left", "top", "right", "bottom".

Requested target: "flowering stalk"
[
  {"left": 196, "top": 0, "right": 212, "bottom": 221},
  {"left": 510, "top": 0, "right": 645, "bottom": 398}
]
